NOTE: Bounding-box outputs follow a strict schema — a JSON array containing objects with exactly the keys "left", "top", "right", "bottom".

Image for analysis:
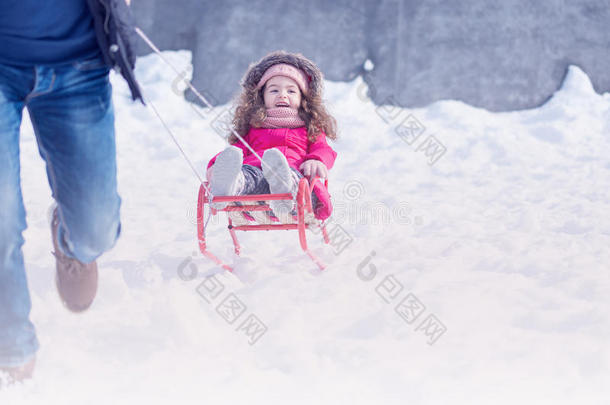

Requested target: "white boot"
[
  {"left": 262, "top": 148, "right": 298, "bottom": 216},
  {"left": 209, "top": 146, "right": 245, "bottom": 209}
]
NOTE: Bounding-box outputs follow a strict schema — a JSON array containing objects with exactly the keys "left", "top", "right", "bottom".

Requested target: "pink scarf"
[{"left": 261, "top": 107, "right": 306, "bottom": 129}]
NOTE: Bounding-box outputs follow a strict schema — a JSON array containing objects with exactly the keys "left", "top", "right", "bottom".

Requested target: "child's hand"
[{"left": 299, "top": 159, "right": 328, "bottom": 181}]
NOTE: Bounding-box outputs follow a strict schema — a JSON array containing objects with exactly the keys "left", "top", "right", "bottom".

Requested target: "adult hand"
[{"left": 299, "top": 159, "right": 328, "bottom": 181}]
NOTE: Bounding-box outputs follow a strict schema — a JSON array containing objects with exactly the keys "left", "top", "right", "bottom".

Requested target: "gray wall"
[{"left": 132, "top": 0, "right": 610, "bottom": 111}]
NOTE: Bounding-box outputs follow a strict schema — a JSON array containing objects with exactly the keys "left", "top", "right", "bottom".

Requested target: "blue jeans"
[{"left": 0, "top": 58, "right": 121, "bottom": 367}]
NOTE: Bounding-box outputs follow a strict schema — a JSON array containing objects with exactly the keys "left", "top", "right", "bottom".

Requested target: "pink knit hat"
[{"left": 255, "top": 63, "right": 310, "bottom": 94}]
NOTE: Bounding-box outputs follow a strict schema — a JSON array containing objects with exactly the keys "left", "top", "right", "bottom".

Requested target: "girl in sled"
[{"left": 207, "top": 51, "right": 338, "bottom": 220}]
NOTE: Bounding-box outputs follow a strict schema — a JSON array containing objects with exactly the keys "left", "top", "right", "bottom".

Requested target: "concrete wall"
[{"left": 132, "top": 0, "right": 610, "bottom": 111}]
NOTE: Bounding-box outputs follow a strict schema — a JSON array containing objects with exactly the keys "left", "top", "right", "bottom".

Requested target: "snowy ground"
[{"left": 2, "top": 50, "right": 609, "bottom": 404}]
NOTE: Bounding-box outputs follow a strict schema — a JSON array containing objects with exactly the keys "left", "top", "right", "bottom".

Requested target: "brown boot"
[
  {"left": 51, "top": 208, "right": 98, "bottom": 312},
  {"left": 0, "top": 357, "right": 35, "bottom": 387}
]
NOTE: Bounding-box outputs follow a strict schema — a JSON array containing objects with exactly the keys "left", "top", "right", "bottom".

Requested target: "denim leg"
[
  {"left": 25, "top": 59, "right": 121, "bottom": 263},
  {"left": 0, "top": 63, "right": 39, "bottom": 367}
]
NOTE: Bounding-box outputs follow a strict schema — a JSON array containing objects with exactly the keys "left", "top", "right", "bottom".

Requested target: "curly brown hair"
[{"left": 228, "top": 85, "right": 337, "bottom": 144}]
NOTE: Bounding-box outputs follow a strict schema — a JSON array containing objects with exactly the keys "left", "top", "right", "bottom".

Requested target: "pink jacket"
[{"left": 207, "top": 127, "right": 337, "bottom": 220}]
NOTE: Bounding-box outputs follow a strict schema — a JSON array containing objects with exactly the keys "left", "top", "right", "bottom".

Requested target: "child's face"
[{"left": 263, "top": 76, "right": 302, "bottom": 110}]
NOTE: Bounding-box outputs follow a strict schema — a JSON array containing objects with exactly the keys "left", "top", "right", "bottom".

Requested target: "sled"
[{"left": 197, "top": 176, "right": 331, "bottom": 271}]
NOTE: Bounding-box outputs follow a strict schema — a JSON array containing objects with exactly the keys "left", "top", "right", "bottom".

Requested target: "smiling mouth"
[{"left": 275, "top": 102, "right": 290, "bottom": 107}]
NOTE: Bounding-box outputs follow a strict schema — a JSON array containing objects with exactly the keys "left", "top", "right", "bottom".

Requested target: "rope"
[{"left": 142, "top": 94, "right": 206, "bottom": 186}]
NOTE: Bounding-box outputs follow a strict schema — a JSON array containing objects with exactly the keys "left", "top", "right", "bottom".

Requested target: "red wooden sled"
[{"left": 197, "top": 176, "right": 331, "bottom": 271}]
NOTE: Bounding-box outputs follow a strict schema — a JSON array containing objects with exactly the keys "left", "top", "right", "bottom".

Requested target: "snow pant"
[
  {"left": 241, "top": 164, "right": 320, "bottom": 210},
  {"left": 0, "top": 56, "right": 121, "bottom": 367}
]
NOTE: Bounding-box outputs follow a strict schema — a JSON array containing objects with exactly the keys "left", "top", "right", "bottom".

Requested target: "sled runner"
[{"left": 197, "top": 176, "right": 331, "bottom": 271}]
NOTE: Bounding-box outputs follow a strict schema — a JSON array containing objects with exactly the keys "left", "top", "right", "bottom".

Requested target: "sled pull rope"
[
  {"left": 134, "top": 27, "right": 297, "bottom": 200},
  {"left": 143, "top": 94, "right": 207, "bottom": 186}
]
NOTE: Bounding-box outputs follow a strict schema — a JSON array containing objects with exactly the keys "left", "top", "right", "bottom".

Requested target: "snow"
[{"left": 2, "top": 50, "right": 609, "bottom": 404}]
